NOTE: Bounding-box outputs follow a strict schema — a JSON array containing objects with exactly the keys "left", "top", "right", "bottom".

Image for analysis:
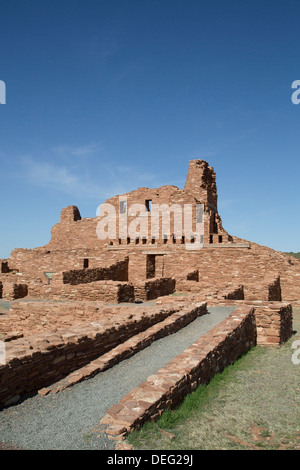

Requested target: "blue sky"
[{"left": 0, "top": 0, "right": 300, "bottom": 258}]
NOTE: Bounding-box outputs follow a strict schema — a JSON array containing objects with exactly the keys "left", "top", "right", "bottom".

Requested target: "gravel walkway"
[
  {"left": 0, "top": 300, "right": 11, "bottom": 313},
  {"left": 0, "top": 305, "right": 234, "bottom": 450}
]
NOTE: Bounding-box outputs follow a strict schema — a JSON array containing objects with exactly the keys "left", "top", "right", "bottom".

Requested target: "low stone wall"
[
  {"left": 2, "top": 299, "right": 181, "bottom": 339},
  {"left": 244, "top": 275, "right": 281, "bottom": 301},
  {"left": 134, "top": 278, "right": 176, "bottom": 301},
  {"left": 1, "top": 282, "right": 28, "bottom": 300},
  {"left": 27, "top": 277, "right": 175, "bottom": 303},
  {"left": 177, "top": 269, "right": 199, "bottom": 282},
  {"left": 252, "top": 301, "right": 293, "bottom": 345},
  {"left": 0, "top": 261, "right": 10, "bottom": 273},
  {"left": 208, "top": 300, "right": 293, "bottom": 346},
  {"left": 101, "top": 305, "right": 257, "bottom": 439},
  {"left": 222, "top": 285, "right": 244, "bottom": 300},
  {"left": 186, "top": 270, "right": 199, "bottom": 281},
  {"left": 176, "top": 275, "right": 282, "bottom": 303},
  {"left": 0, "top": 298, "right": 293, "bottom": 414},
  {"left": 99, "top": 302, "right": 293, "bottom": 440},
  {"left": 0, "top": 303, "right": 186, "bottom": 408},
  {"left": 175, "top": 281, "right": 244, "bottom": 301},
  {"left": 30, "top": 280, "right": 134, "bottom": 303},
  {"left": 39, "top": 302, "right": 208, "bottom": 395},
  {"left": 62, "top": 281, "right": 134, "bottom": 303},
  {"left": 62, "top": 258, "right": 129, "bottom": 285}
]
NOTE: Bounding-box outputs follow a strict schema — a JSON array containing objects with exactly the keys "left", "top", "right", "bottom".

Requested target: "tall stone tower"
[
  {"left": 184, "top": 160, "right": 218, "bottom": 211},
  {"left": 184, "top": 159, "right": 231, "bottom": 244}
]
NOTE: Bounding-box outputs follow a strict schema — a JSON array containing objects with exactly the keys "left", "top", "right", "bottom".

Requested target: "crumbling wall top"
[{"left": 60, "top": 205, "right": 82, "bottom": 224}]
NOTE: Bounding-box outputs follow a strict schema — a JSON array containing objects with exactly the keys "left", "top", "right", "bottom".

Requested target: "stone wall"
[
  {"left": 1, "top": 300, "right": 139, "bottom": 339},
  {"left": 1, "top": 282, "right": 28, "bottom": 300},
  {"left": 31, "top": 280, "right": 134, "bottom": 303},
  {"left": 244, "top": 275, "right": 281, "bottom": 301},
  {"left": 102, "top": 305, "right": 257, "bottom": 438},
  {"left": 252, "top": 301, "right": 293, "bottom": 345},
  {"left": 134, "top": 278, "right": 176, "bottom": 301},
  {"left": 0, "top": 300, "right": 293, "bottom": 411},
  {"left": 2, "top": 159, "right": 299, "bottom": 304},
  {"left": 7, "top": 246, "right": 127, "bottom": 280},
  {"left": 222, "top": 285, "right": 244, "bottom": 300},
  {"left": 0, "top": 303, "right": 201, "bottom": 408},
  {"left": 157, "top": 243, "right": 299, "bottom": 303},
  {"left": 62, "top": 258, "right": 129, "bottom": 285},
  {"left": 0, "top": 261, "right": 10, "bottom": 273},
  {"left": 102, "top": 301, "right": 293, "bottom": 439}
]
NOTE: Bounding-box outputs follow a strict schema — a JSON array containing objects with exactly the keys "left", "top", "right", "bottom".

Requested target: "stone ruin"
[
  {"left": 0, "top": 159, "right": 297, "bottom": 439},
  {"left": 1, "top": 158, "right": 299, "bottom": 305}
]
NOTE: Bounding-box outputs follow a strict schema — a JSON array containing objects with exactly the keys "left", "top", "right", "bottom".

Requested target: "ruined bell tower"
[
  {"left": 184, "top": 159, "right": 231, "bottom": 244},
  {"left": 184, "top": 159, "right": 218, "bottom": 211}
]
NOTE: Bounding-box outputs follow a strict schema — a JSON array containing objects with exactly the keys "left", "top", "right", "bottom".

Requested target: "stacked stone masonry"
[
  {"left": 0, "top": 159, "right": 299, "bottom": 305},
  {"left": 0, "top": 300, "right": 293, "bottom": 409},
  {"left": 100, "top": 302, "right": 292, "bottom": 439},
  {"left": 0, "top": 158, "right": 297, "bottom": 424},
  {"left": 0, "top": 302, "right": 199, "bottom": 408}
]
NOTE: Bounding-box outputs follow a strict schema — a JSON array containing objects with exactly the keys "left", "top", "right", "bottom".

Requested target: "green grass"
[
  {"left": 126, "top": 335, "right": 300, "bottom": 450},
  {"left": 285, "top": 252, "right": 300, "bottom": 259}
]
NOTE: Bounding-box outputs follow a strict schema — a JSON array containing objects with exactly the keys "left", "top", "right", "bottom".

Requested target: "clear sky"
[{"left": 0, "top": 0, "right": 299, "bottom": 259}]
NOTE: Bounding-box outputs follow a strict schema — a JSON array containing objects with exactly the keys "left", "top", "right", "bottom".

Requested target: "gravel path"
[
  {"left": 0, "top": 300, "right": 11, "bottom": 313},
  {"left": 0, "top": 305, "right": 234, "bottom": 450}
]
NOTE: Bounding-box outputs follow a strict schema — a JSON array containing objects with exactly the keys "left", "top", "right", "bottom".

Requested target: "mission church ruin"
[
  {"left": 0, "top": 159, "right": 298, "bottom": 436},
  {"left": 1, "top": 159, "right": 299, "bottom": 303}
]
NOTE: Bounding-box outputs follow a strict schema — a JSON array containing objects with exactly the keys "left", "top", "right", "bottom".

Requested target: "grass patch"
[
  {"left": 285, "top": 252, "right": 300, "bottom": 259},
  {"left": 126, "top": 340, "right": 299, "bottom": 450}
]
